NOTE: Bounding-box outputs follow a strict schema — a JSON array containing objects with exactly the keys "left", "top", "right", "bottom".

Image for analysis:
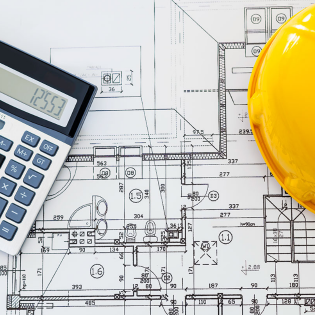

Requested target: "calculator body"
[{"left": 0, "top": 41, "right": 97, "bottom": 255}]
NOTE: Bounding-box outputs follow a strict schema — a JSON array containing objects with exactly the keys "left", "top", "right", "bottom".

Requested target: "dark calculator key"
[
  {"left": 0, "top": 154, "right": 5, "bottom": 168},
  {"left": 14, "top": 145, "right": 33, "bottom": 161},
  {"left": 40, "top": 140, "right": 58, "bottom": 156},
  {"left": 0, "top": 177, "right": 16, "bottom": 197},
  {"left": 5, "top": 160, "right": 25, "bottom": 179},
  {"left": 0, "top": 197, "right": 7, "bottom": 217},
  {"left": 6, "top": 204, "right": 26, "bottom": 223},
  {"left": 0, "top": 220, "right": 17, "bottom": 241},
  {"left": 0, "top": 136, "right": 13, "bottom": 152},
  {"left": 14, "top": 186, "right": 35, "bottom": 206},
  {"left": 32, "top": 154, "right": 51, "bottom": 170},
  {"left": 23, "top": 169, "right": 44, "bottom": 189},
  {"left": 21, "top": 131, "right": 40, "bottom": 147}
]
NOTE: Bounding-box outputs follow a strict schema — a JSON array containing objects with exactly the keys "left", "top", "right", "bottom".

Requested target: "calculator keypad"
[
  {"left": 0, "top": 136, "right": 13, "bottom": 152},
  {"left": 21, "top": 131, "right": 40, "bottom": 147},
  {"left": 0, "top": 177, "right": 16, "bottom": 197},
  {"left": 5, "top": 160, "right": 25, "bottom": 179},
  {"left": 15, "top": 186, "right": 35, "bottom": 206},
  {"left": 14, "top": 145, "right": 33, "bottom": 161},
  {"left": 0, "top": 129, "right": 60, "bottom": 244}
]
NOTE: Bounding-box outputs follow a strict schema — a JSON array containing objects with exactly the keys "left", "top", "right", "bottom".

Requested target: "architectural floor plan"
[{"left": 0, "top": 0, "right": 314, "bottom": 314}]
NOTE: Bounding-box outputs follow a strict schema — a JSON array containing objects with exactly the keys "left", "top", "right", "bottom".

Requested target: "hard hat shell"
[{"left": 248, "top": 4, "right": 315, "bottom": 213}]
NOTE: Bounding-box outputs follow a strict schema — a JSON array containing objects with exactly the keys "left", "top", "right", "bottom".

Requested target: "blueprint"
[{"left": 1, "top": 0, "right": 315, "bottom": 314}]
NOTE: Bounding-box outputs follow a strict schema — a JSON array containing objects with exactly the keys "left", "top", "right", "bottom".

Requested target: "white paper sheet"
[{"left": 0, "top": 1, "right": 314, "bottom": 314}]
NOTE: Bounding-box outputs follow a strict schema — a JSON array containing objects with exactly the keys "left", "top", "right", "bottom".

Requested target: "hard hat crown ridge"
[{"left": 248, "top": 4, "right": 315, "bottom": 212}]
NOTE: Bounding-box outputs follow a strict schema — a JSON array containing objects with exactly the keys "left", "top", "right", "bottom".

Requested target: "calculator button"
[
  {"left": 0, "top": 177, "right": 16, "bottom": 197},
  {"left": 0, "top": 220, "right": 17, "bottom": 241},
  {"left": 14, "top": 145, "right": 33, "bottom": 161},
  {"left": 14, "top": 186, "right": 35, "bottom": 206},
  {"left": 0, "top": 136, "right": 13, "bottom": 152},
  {"left": 23, "top": 169, "right": 44, "bottom": 189},
  {"left": 33, "top": 154, "right": 51, "bottom": 170},
  {"left": 21, "top": 131, "right": 40, "bottom": 147},
  {"left": 0, "top": 154, "right": 5, "bottom": 168},
  {"left": 5, "top": 160, "right": 25, "bottom": 179},
  {"left": 6, "top": 204, "right": 26, "bottom": 223},
  {"left": 40, "top": 140, "right": 58, "bottom": 156},
  {"left": 0, "top": 197, "right": 8, "bottom": 217}
]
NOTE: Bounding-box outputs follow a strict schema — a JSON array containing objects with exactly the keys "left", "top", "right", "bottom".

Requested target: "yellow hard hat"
[{"left": 248, "top": 4, "right": 315, "bottom": 213}]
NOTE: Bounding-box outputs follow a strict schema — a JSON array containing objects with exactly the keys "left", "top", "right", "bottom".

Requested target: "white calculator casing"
[
  {"left": 0, "top": 40, "right": 97, "bottom": 255},
  {"left": 0, "top": 113, "right": 71, "bottom": 255}
]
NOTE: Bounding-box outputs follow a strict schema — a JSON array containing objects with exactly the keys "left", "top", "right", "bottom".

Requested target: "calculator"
[{"left": 0, "top": 41, "right": 97, "bottom": 255}]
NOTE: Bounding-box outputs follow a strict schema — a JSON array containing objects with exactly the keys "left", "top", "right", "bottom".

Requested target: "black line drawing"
[{"left": 1, "top": 2, "right": 310, "bottom": 315}]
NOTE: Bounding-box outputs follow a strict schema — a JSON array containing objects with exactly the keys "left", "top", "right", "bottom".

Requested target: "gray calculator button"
[
  {"left": 14, "top": 145, "right": 33, "bottom": 161},
  {"left": 5, "top": 160, "right": 25, "bottom": 179},
  {"left": 0, "top": 177, "right": 16, "bottom": 197},
  {"left": 23, "top": 169, "right": 44, "bottom": 189},
  {"left": 33, "top": 154, "right": 51, "bottom": 170},
  {"left": 6, "top": 204, "right": 26, "bottom": 223},
  {"left": 21, "top": 131, "right": 40, "bottom": 147},
  {"left": 0, "top": 136, "right": 13, "bottom": 152},
  {"left": 14, "top": 186, "right": 35, "bottom": 206},
  {"left": 40, "top": 140, "right": 58, "bottom": 156},
  {"left": 0, "top": 220, "right": 17, "bottom": 241},
  {"left": 0, "top": 197, "right": 8, "bottom": 217}
]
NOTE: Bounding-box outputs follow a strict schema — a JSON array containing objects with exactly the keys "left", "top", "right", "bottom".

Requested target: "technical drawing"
[
  {"left": 185, "top": 294, "right": 243, "bottom": 315},
  {"left": 266, "top": 294, "right": 315, "bottom": 314},
  {"left": 1, "top": 1, "right": 314, "bottom": 315},
  {"left": 245, "top": 6, "right": 293, "bottom": 56},
  {"left": 264, "top": 189, "right": 315, "bottom": 263},
  {"left": 193, "top": 241, "right": 218, "bottom": 265},
  {"left": 50, "top": 47, "right": 141, "bottom": 97}
]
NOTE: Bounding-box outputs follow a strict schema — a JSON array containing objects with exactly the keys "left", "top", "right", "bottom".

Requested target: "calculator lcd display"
[{"left": 0, "top": 67, "right": 68, "bottom": 120}]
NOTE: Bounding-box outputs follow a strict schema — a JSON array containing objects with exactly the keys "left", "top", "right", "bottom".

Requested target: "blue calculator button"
[
  {"left": 33, "top": 154, "right": 51, "bottom": 170},
  {"left": 14, "top": 186, "right": 35, "bottom": 206},
  {"left": 0, "top": 197, "right": 8, "bottom": 217},
  {"left": 0, "top": 220, "right": 17, "bottom": 241},
  {"left": 0, "top": 177, "right": 16, "bottom": 197},
  {"left": 5, "top": 160, "right": 25, "bottom": 179},
  {"left": 23, "top": 169, "right": 44, "bottom": 189},
  {"left": 0, "top": 136, "right": 13, "bottom": 152},
  {"left": 40, "top": 140, "right": 58, "bottom": 156},
  {"left": 21, "top": 131, "right": 40, "bottom": 147},
  {"left": 6, "top": 204, "right": 26, "bottom": 223},
  {"left": 14, "top": 145, "right": 33, "bottom": 161}
]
